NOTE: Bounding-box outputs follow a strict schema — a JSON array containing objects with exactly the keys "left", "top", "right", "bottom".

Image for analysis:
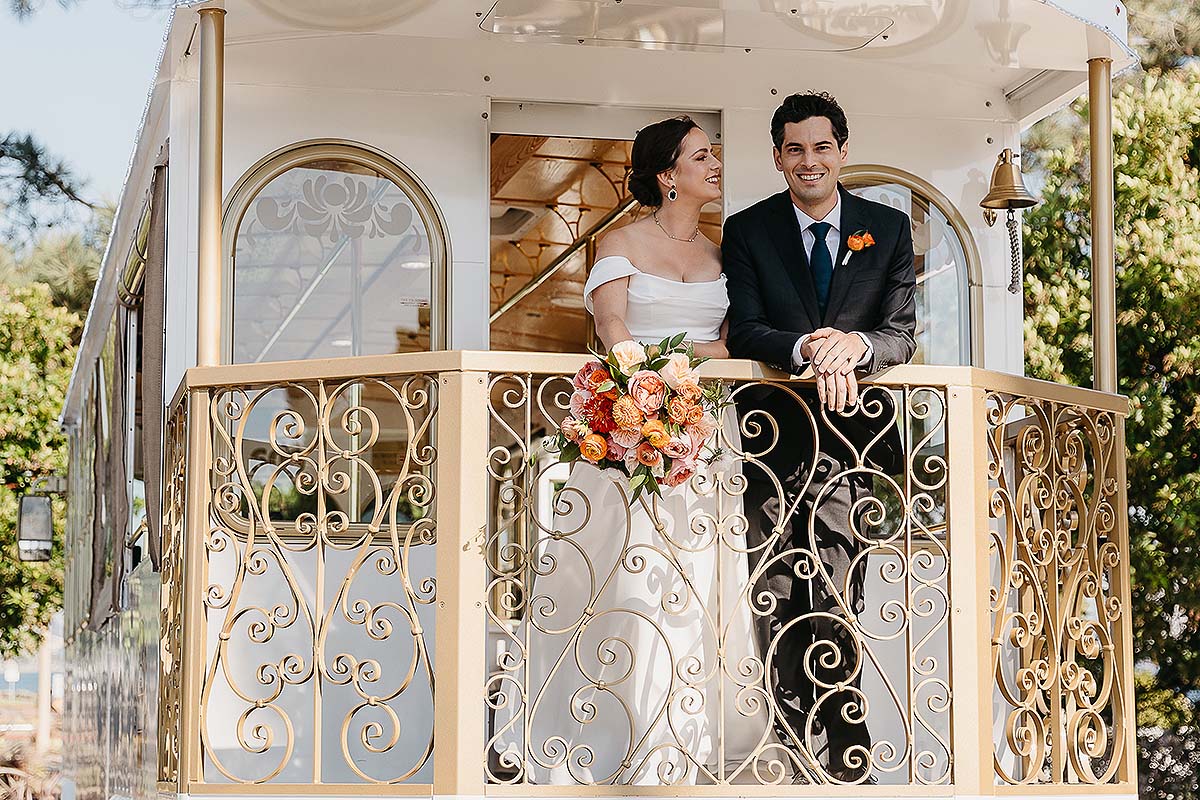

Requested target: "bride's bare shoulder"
[{"left": 596, "top": 217, "right": 656, "bottom": 260}]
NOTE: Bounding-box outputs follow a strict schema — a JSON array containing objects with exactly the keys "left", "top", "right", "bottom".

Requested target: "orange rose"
[
  {"left": 641, "top": 419, "right": 671, "bottom": 449},
  {"left": 612, "top": 394, "right": 644, "bottom": 430},
  {"left": 847, "top": 234, "right": 865, "bottom": 252},
  {"left": 862, "top": 232, "right": 876, "bottom": 247},
  {"left": 685, "top": 405, "right": 705, "bottom": 426},
  {"left": 635, "top": 441, "right": 663, "bottom": 468},
  {"left": 666, "top": 396, "right": 692, "bottom": 425},
  {"left": 675, "top": 380, "right": 702, "bottom": 404},
  {"left": 580, "top": 433, "right": 608, "bottom": 463}
]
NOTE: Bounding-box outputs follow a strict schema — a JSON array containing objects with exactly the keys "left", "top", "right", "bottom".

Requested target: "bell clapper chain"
[{"left": 1006, "top": 208, "right": 1021, "bottom": 294}]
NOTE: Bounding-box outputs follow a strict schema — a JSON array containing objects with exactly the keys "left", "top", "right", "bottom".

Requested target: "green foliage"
[
  {"left": 0, "top": 283, "right": 77, "bottom": 655},
  {"left": 0, "top": 205, "right": 108, "bottom": 323},
  {"left": 1023, "top": 68, "right": 1200, "bottom": 694},
  {"left": 0, "top": 133, "right": 94, "bottom": 244}
]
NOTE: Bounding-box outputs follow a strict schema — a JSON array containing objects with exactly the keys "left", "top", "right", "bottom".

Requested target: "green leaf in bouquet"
[
  {"left": 558, "top": 442, "right": 581, "bottom": 463},
  {"left": 596, "top": 380, "right": 616, "bottom": 393},
  {"left": 669, "top": 331, "right": 687, "bottom": 350},
  {"left": 629, "top": 473, "right": 648, "bottom": 491}
]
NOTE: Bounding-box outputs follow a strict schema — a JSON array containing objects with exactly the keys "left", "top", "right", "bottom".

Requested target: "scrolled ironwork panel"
[
  {"left": 198, "top": 375, "right": 438, "bottom": 785},
  {"left": 484, "top": 374, "right": 951, "bottom": 786},
  {"left": 986, "top": 392, "right": 1129, "bottom": 784},
  {"left": 159, "top": 399, "right": 187, "bottom": 784}
]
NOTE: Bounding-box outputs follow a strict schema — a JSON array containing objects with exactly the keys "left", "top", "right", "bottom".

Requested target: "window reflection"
[{"left": 844, "top": 172, "right": 973, "bottom": 366}]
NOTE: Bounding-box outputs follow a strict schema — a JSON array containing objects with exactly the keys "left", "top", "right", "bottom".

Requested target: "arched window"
[
  {"left": 842, "top": 166, "right": 981, "bottom": 366},
  {"left": 223, "top": 140, "right": 448, "bottom": 363}
]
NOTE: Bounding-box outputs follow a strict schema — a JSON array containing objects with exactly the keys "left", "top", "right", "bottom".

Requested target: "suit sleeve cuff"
[
  {"left": 792, "top": 334, "right": 811, "bottom": 370},
  {"left": 855, "top": 332, "right": 874, "bottom": 367}
]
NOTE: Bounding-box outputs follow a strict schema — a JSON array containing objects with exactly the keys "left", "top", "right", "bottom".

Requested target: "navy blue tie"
[{"left": 809, "top": 221, "right": 834, "bottom": 316}]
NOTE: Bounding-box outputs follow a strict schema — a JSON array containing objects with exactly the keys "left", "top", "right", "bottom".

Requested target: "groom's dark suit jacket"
[{"left": 722, "top": 185, "right": 917, "bottom": 481}]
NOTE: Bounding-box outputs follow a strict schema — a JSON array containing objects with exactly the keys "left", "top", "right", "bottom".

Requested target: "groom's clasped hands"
[{"left": 800, "top": 327, "right": 868, "bottom": 413}]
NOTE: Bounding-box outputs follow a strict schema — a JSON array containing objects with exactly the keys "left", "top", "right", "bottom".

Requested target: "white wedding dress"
[{"left": 509, "top": 256, "right": 769, "bottom": 785}]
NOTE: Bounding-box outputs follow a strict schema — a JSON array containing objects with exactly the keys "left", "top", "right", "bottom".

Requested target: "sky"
[{"left": 1, "top": 1, "right": 173, "bottom": 204}]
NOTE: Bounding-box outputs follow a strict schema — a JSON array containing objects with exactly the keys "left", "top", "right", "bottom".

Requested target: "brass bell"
[
  {"left": 979, "top": 148, "right": 1040, "bottom": 295},
  {"left": 981, "top": 148, "right": 1038, "bottom": 224}
]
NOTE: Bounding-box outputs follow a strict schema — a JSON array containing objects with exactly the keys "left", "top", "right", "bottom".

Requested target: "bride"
[{"left": 514, "top": 117, "right": 771, "bottom": 785}]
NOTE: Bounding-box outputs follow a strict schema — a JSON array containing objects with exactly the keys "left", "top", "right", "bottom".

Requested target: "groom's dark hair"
[{"left": 771, "top": 92, "right": 849, "bottom": 150}]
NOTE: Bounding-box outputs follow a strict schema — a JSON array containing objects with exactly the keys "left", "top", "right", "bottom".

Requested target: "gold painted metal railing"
[{"left": 159, "top": 352, "right": 1134, "bottom": 796}]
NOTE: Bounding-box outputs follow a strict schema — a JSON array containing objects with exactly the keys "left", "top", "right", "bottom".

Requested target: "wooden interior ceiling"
[{"left": 488, "top": 134, "right": 722, "bottom": 353}]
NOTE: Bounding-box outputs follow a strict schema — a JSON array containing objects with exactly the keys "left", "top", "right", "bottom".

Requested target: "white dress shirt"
[{"left": 789, "top": 195, "right": 874, "bottom": 371}]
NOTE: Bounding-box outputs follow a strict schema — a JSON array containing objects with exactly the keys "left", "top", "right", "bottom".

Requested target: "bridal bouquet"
[{"left": 552, "top": 333, "right": 728, "bottom": 501}]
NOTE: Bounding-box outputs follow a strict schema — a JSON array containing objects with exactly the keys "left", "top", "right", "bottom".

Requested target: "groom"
[{"left": 721, "top": 92, "right": 916, "bottom": 782}]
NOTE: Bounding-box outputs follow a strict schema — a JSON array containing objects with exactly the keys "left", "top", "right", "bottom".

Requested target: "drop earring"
[{"left": 667, "top": 185, "right": 678, "bottom": 202}]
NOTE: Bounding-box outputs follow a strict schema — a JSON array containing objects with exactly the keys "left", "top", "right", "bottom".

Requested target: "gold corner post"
[
  {"left": 197, "top": 7, "right": 226, "bottom": 366},
  {"left": 1089, "top": 57, "right": 1117, "bottom": 394}
]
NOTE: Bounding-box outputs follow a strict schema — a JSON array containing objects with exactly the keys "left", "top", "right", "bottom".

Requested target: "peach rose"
[
  {"left": 560, "top": 416, "right": 588, "bottom": 443},
  {"left": 686, "top": 404, "right": 706, "bottom": 426},
  {"left": 847, "top": 234, "right": 865, "bottom": 252},
  {"left": 611, "top": 340, "right": 647, "bottom": 376},
  {"left": 658, "top": 352, "right": 700, "bottom": 389},
  {"left": 580, "top": 433, "right": 608, "bottom": 463},
  {"left": 665, "top": 462, "right": 695, "bottom": 488},
  {"left": 612, "top": 394, "right": 645, "bottom": 430},
  {"left": 661, "top": 436, "right": 692, "bottom": 459},
  {"left": 628, "top": 371, "right": 667, "bottom": 415},
  {"left": 687, "top": 412, "right": 719, "bottom": 443},
  {"left": 666, "top": 396, "right": 693, "bottom": 425},
  {"left": 675, "top": 380, "right": 703, "bottom": 404},
  {"left": 641, "top": 419, "right": 671, "bottom": 449},
  {"left": 635, "top": 441, "right": 663, "bottom": 468}
]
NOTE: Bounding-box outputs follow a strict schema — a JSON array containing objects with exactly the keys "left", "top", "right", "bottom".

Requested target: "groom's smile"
[{"left": 773, "top": 117, "right": 849, "bottom": 219}]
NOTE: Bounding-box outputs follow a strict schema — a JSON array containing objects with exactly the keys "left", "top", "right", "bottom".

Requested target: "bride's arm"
[
  {"left": 590, "top": 278, "right": 636, "bottom": 351},
  {"left": 689, "top": 318, "right": 729, "bottom": 359}
]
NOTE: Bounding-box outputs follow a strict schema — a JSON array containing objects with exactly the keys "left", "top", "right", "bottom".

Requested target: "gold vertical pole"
[
  {"left": 1089, "top": 58, "right": 1117, "bottom": 394},
  {"left": 433, "top": 370, "right": 490, "bottom": 798},
  {"left": 179, "top": 386, "right": 212, "bottom": 789},
  {"left": 197, "top": 7, "right": 226, "bottom": 367},
  {"left": 946, "top": 386, "right": 995, "bottom": 795}
]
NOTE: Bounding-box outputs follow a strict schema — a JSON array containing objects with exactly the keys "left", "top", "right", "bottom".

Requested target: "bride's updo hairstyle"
[{"left": 627, "top": 115, "right": 700, "bottom": 207}]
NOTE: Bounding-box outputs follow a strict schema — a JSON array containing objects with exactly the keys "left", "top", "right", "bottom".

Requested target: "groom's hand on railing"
[{"left": 803, "top": 328, "right": 866, "bottom": 413}]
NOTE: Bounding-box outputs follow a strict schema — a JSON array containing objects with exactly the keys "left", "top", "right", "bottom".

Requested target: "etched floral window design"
[{"left": 231, "top": 154, "right": 440, "bottom": 364}]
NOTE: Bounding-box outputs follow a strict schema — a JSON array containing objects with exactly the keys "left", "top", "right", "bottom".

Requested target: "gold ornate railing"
[{"left": 161, "top": 352, "right": 1134, "bottom": 797}]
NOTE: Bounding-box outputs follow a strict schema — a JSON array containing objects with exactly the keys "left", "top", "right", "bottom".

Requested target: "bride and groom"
[{"left": 518, "top": 91, "right": 917, "bottom": 785}]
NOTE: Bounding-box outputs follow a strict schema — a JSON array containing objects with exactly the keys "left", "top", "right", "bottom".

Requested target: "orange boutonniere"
[{"left": 842, "top": 229, "right": 876, "bottom": 265}]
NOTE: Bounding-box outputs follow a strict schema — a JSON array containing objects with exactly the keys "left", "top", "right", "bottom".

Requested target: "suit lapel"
[
  {"left": 824, "top": 185, "right": 869, "bottom": 325},
  {"left": 765, "top": 191, "right": 821, "bottom": 328}
]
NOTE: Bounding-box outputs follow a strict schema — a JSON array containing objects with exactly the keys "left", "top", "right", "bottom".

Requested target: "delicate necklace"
[{"left": 653, "top": 210, "right": 700, "bottom": 243}]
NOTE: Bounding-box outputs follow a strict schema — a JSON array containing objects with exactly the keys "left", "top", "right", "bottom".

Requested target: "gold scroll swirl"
[
  {"left": 484, "top": 375, "right": 952, "bottom": 786},
  {"left": 159, "top": 399, "right": 186, "bottom": 784},
  {"left": 197, "top": 376, "right": 437, "bottom": 784},
  {"left": 986, "top": 392, "right": 1128, "bottom": 784}
]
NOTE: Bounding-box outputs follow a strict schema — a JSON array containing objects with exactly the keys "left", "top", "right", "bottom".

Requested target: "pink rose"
[
  {"left": 605, "top": 435, "right": 629, "bottom": 460},
  {"left": 665, "top": 461, "right": 695, "bottom": 488},
  {"left": 610, "top": 428, "right": 642, "bottom": 449},
  {"left": 658, "top": 352, "right": 700, "bottom": 389},
  {"left": 573, "top": 361, "right": 611, "bottom": 392},
  {"left": 627, "top": 371, "right": 667, "bottom": 415},
  {"left": 569, "top": 389, "right": 592, "bottom": 419},
  {"left": 661, "top": 436, "right": 692, "bottom": 459}
]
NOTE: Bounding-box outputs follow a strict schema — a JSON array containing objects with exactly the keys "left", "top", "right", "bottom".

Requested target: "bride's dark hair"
[{"left": 627, "top": 115, "right": 700, "bottom": 207}]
